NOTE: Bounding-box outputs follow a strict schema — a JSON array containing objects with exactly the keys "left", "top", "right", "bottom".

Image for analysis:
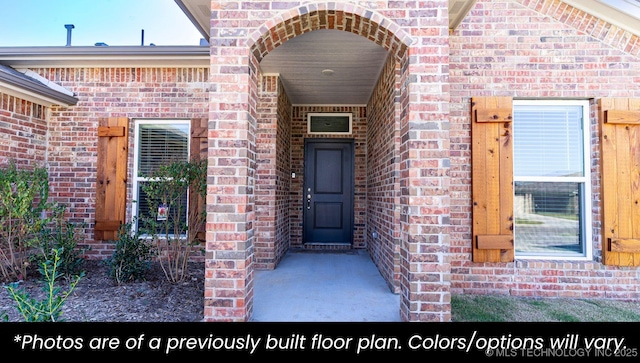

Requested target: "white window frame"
[
  {"left": 513, "top": 99, "right": 592, "bottom": 261},
  {"left": 307, "top": 112, "right": 352, "bottom": 135},
  {"left": 132, "top": 119, "right": 191, "bottom": 236}
]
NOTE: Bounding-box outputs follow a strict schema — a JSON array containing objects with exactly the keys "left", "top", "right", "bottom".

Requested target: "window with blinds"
[
  {"left": 513, "top": 100, "right": 592, "bottom": 259},
  {"left": 133, "top": 121, "right": 189, "bottom": 234},
  {"left": 137, "top": 123, "right": 189, "bottom": 177}
]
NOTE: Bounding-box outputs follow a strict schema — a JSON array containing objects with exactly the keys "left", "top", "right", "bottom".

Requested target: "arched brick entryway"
[{"left": 205, "top": 1, "right": 451, "bottom": 323}]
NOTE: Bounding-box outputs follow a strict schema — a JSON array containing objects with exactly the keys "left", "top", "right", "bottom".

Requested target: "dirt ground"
[{"left": 0, "top": 259, "right": 205, "bottom": 322}]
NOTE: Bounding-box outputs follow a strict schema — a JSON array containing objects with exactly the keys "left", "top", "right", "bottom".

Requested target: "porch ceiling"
[
  {"left": 259, "top": 29, "right": 390, "bottom": 105},
  {"left": 175, "top": 0, "right": 640, "bottom": 105}
]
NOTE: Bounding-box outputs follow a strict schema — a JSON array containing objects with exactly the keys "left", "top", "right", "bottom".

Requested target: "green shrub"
[
  {"left": 0, "top": 161, "right": 56, "bottom": 282},
  {"left": 32, "top": 206, "right": 88, "bottom": 278},
  {"left": 4, "top": 248, "right": 84, "bottom": 322},
  {"left": 105, "top": 219, "right": 155, "bottom": 284},
  {"left": 139, "top": 159, "right": 206, "bottom": 283}
]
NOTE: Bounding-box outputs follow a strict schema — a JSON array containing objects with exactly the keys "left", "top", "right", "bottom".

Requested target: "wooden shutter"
[
  {"left": 95, "top": 117, "right": 129, "bottom": 241},
  {"left": 598, "top": 98, "right": 640, "bottom": 266},
  {"left": 471, "top": 97, "right": 514, "bottom": 262},
  {"left": 190, "top": 117, "right": 208, "bottom": 242}
]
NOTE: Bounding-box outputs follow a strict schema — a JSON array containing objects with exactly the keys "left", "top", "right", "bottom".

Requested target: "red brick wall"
[
  {"left": 0, "top": 93, "right": 47, "bottom": 168},
  {"left": 275, "top": 78, "right": 292, "bottom": 264},
  {"left": 450, "top": 0, "right": 640, "bottom": 299},
  {"left": 35, "top": 67, "right": 209, "bottom": 259},
  {"left": 255, "top": 75, "right": 292, "bottom": 269},
  {"left": 255, "top": 75, "right": 279, "bottom": 269},
  {"left": 366, "top": 53, "right": 402, "bottom": 293}
]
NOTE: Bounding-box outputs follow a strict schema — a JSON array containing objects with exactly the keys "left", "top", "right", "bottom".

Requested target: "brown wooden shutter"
[
  {"left": 95, "top": 117, "right": 129, "bottom": 241},
  {"left": 471, "top": 97, "right": 514, "bottom": 262},
  {"left": 190, "top": 117, "right": 208, "bottom": 242},
  {"left": 598, "top": 98, "right": 640, "bottom": 266}
]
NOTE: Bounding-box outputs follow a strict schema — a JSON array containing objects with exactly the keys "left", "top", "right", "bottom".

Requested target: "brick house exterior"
[{"left": 1, "top": 0, "right": 640, "bottom": 322}]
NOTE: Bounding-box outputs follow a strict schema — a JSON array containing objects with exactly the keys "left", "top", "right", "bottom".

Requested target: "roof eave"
[
  {"left": 562, "top": 0, "right": 640, "bottom": 38},
  {"left": 0, "top": 45, "right": 210, "bottom": 68},
  {"left": 174, "top": 0, "right": 210, "bottom": 40},
  {"left": 0, "top": 70, "right": 78, "bottom": 107}
]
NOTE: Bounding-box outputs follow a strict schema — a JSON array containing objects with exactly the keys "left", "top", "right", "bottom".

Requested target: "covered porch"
[{"left": 203, "top": 2, "right": 452, "bottom": 322}]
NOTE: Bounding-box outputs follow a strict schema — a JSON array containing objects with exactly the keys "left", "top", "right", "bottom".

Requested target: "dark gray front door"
[{"left": 303, "top": 139, "right": 354, "bottom": 244}]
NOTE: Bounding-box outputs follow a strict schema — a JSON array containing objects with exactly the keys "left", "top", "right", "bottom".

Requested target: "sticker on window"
[{"left": 157, "top": 204, "right": 168, "bottom": 221}]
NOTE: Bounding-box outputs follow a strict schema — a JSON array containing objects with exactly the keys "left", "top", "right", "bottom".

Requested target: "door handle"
[{"left": 306, "top": 188, "right": 311, "bottom": 210}]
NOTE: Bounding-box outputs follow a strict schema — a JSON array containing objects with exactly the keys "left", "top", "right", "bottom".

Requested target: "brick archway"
[
  {"left": 248, "top": 5, "right": 413, "bottom": 255},
  {"left": 206, "top": 1, "right": 451, "bottom": 322},
  {"left": 250, "top": 4, "right": 413, "bottom": 323},
  {"left": 248, "top": 3, "right": 412, "bottom": 62}
]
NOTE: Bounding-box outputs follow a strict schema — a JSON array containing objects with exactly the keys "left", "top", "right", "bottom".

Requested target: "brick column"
[
  {"left": 397, "top": 2, "right": 452, "bottom": 322},
  {"left": 205, "top": 28, "right": 256, "bottom": 321},
  {"left": 254, "top": 75, "right": 279, "bottom": 269}
]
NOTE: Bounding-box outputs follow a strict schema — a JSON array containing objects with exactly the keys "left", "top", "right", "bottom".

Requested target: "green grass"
[
  {"left": 452, "top": 294, "right": 640, "bottom": 322},
  {"left": 451, "top": 295, "right": 515, "bottom": 322}
]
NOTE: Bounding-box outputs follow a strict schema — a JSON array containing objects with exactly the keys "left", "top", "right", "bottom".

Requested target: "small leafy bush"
[
  {"left": 139, "top": 159, "right": 206, "bottom": 283},
  {"left": 32, "top": 206, "right": 87, "bottom": 278},
  {"left": 105, "top": 219, "right": 155, "bottom": 284},
  {"left": 4, "top": 248, "right": 84, "bottom": 322},
  {"left": 0, "top": 161, "right": 56, "bottom": 282}
]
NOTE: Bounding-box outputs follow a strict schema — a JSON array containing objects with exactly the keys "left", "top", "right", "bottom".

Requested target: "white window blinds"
[
  {"left": 513, "top": 105, "right": 584, "bottom": 178},
  {"left": 137, "top": 123, "right": 189, "bottom": 176}
]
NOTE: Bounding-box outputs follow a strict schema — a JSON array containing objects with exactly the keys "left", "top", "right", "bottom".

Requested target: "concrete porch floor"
[{"left": 251, "top": 249, "right": 402, "bottom": 322}]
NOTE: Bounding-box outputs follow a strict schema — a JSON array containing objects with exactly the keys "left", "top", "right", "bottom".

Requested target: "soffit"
[
  {"left": 563, "top": 0, "right": 640, "bottom": 36},
  {"left": 259, "top": 29, "right": 390, "bottom": 105}
]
